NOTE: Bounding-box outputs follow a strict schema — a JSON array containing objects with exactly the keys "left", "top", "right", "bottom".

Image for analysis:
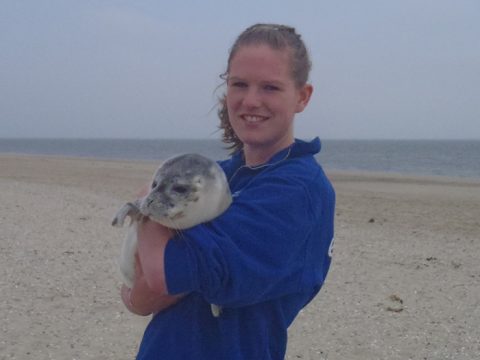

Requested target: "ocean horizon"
[{"left": 1, "top": 138, "right": 479, "bottom": 180}]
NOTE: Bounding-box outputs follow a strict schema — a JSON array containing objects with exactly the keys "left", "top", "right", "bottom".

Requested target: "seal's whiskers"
[
  {"left": 173, "top": 227, "right": 185, "bottom": 240},
  {"left": 166, "top": 218, "right": 186, "bottom": 240}
]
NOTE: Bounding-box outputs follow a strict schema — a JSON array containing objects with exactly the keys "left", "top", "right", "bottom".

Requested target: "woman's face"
[{"left": 226, "top": 44, "right": 312, "bottom": 162}]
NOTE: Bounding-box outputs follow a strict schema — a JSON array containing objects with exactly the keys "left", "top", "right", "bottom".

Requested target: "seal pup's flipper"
[{"left": 112, "top": 201, "right": 142, "bottom": 227}]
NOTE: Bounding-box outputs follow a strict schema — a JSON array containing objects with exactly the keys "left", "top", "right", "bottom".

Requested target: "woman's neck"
[{"left": 243, "top": 139, "right": 294, "bottom": 167}]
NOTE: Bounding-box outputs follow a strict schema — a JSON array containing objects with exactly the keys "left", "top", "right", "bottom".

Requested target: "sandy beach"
[{"left": 1, "top": 154, "right": 479, "bottom": 360}]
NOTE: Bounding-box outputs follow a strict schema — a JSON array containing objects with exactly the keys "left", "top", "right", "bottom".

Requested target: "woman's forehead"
[{"left": 228, "top": 44, "right": 293, "bottom": 80}]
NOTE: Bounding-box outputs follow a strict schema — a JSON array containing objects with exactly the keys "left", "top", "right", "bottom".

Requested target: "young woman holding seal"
[{"left": 121, "top": 23, "right": 336, "bottom": 360}]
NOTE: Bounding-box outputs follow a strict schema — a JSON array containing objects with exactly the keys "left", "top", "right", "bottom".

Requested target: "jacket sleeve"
[{"left": 163, "top": 170, "right": 326, "bottom": 308}]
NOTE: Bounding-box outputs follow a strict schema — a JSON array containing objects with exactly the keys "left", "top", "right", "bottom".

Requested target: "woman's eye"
[
  {"left": 231, "top": 81, "right": 247, "bottom": 88},
  {"left": 264, "top": 84, "right": 280, "bottom": 91}
]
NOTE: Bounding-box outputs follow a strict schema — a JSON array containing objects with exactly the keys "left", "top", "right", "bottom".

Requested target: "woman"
[{"left": 121, "top": 23, "right": 335, "bottom": 359}]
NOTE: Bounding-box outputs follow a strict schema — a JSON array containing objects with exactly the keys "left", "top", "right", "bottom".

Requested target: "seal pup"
[{"left": 112, "top": 153, "right": 232, "bottom": 317}]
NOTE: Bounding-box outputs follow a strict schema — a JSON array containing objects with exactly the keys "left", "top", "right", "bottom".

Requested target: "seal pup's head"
[{"left": 139, "top": 154, "right": 232, "bottom": 229}]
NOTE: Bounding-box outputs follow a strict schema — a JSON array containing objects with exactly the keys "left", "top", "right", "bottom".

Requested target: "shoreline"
[
  {"left": 1, "top": 154, "right": 479, "bottom": 359},
  {"left": 2, "top": 152, "right": 480, "bottom": 185}
]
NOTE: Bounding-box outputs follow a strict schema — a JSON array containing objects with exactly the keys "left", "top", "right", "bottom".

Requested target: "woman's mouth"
[{"left": 242, "top": 115, "right": 268, "bottom": 124}]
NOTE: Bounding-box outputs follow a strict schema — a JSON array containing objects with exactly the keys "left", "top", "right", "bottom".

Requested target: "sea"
[{"left": 1, "top": 138, "right": 479, "bottom": 180}]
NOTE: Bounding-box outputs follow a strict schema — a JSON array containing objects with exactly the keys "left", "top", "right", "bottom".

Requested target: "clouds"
[{"left": 1, "top": 1, "right": 479, "bottom": 139}]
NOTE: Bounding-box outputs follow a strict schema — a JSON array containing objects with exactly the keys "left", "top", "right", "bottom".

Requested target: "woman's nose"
[{"left": 241, "top": 87, "right": 261, "bottom": 108}]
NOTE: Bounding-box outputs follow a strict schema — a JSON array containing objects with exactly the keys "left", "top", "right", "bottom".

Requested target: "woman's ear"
[{"left": 295, "top": 84, "right": 313, "bottom": 113}]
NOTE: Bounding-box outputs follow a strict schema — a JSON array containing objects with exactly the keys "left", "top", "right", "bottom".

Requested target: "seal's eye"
[
  {"left": 172, "top": 185, "right": 188, "bottom": 194},
  {"left": 151, "top": 181, "right": 158, "bottom": 189}
]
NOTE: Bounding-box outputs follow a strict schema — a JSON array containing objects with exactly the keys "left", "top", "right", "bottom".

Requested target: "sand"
[{"left": 1, "top": 154, "right": 479, "bottom": 360}]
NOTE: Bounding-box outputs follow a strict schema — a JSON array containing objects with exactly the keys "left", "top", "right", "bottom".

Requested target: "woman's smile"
[{"left": 242, "top": 114, "right": 268, "bottom": 124}]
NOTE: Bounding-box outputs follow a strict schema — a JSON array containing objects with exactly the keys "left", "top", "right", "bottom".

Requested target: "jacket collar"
[{"left": 231, "top": 137, "right": 321, "bottom": 168}]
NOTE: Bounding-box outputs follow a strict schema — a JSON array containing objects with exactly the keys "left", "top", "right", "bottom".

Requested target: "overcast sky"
[{"left": 1, "top": 0, "right": 479, "bottom": 140}]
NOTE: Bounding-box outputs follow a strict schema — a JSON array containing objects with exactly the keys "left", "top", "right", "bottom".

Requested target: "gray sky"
[{"left": 1, "top": 0, "right": 479, "bottom": 140}]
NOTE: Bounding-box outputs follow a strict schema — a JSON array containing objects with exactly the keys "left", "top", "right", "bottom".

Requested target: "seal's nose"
[{"left": 138, "top": 196, "right": 153, "bottom": 216}]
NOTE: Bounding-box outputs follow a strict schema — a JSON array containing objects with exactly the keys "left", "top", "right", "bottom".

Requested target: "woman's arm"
[
  {"left": 163, "top": 170, "right": 335, "bottom": 308},
  {"left": 121, "top": 284, "right": 182, "bottom": 316},
  {"left": 121, "top": 275, "right": 182, "bottom": 316},
  {"left": 136, "top": 218, "right": 172, "bottom": 294},
  {"left": 120, "top": 216, "right": 184, "bottom": 315},
  {"left": 121, "top": 250, "right": 183, "bottom": 316}
]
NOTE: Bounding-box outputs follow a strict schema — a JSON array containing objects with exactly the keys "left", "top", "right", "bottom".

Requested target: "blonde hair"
[{"left": 218, "top": 24, "right": 312, "bottom": 153}]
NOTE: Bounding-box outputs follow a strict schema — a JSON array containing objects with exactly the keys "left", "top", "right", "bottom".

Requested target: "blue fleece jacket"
[{"left": 136, "top": 138, "right": 335, "bottom": 360}]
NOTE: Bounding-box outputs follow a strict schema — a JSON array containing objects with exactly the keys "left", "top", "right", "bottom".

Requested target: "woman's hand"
[{"left": 121, "top": 253, "right": 183, "bottom": 316}]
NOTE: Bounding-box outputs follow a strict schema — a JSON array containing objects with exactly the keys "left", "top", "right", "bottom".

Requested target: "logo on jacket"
[{"left": 328, "top": 237, "right": 335, "bottom": 257}]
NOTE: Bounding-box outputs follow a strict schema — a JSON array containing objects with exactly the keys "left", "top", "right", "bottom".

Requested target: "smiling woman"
[{"left": 125, "top": 23, "right": 336, "bottom": 360}]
